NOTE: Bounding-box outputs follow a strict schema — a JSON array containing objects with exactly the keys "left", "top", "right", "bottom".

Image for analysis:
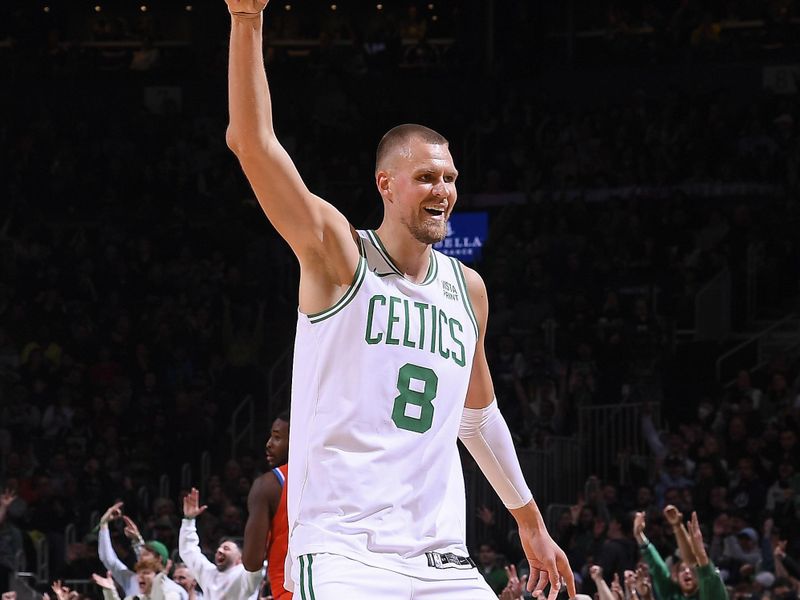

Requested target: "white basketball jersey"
[{"left": 286, "top": 229, "right": 479, "bottom": 583}]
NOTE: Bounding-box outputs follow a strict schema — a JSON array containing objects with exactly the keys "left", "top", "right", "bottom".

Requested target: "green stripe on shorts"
[
  {"left": 299, "top": 555, "right": 306, "bottom": 600},
  {"left": 307, "top": 554, "right": 316, "bottom": 600}
]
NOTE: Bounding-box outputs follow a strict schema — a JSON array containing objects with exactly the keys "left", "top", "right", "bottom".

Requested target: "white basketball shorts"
[{"left": 292, "top": 553, "right": 497, "bottom": 600}]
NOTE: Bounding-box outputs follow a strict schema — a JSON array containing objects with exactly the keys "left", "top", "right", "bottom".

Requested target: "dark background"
[{"left": 1, "top": 1, "right": 799, "bottom": 598}]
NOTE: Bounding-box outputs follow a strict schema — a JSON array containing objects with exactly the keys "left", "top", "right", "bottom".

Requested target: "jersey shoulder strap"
[{"left": 271, "top": 466, "right": 286, "bottom": 488}]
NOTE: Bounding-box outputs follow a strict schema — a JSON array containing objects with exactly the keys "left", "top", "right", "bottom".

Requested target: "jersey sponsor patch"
[{"left": 425, "top": 551, "right": 476, "bottom": 570}]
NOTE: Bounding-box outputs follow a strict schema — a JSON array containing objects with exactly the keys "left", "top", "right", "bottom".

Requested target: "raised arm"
[
  {"left": 120, "top": 516, "right": 145, "bottom": 560},
  {"left": 687, "top": 512, "right": 727, "bottom": 600},
  {"left": 179, "top": 489, "right": 217, "bottom": 586},
  {"left": 224, "top": 0, "right": 358, "bottom": 313},
  {"left": 97, "top": 503, "right": 138, "bottom": 594},
  {"left": 589, "top": 566, "right": 616, "bottom": 600},
  {"left": 663, "top": 505, "right": 698, "bottom": 567},
  {"left": 242, "top": 471, "right": 281, "bottom": 571},
  {"left": 634, "top": 512, "right": 679, "bottom": 600},
  {"left": 456, "top": 266, "right": 575, "bottom": 600}
]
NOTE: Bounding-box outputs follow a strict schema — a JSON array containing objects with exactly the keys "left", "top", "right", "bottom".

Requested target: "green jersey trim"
[
  {"left": 299, "top": 554, "right": 316, "bottom": 600},
  {"left": 449, "top": 257, "right": 479, "bottom": 339},
  {"left": 421, "top": 249, "right": 439, "bottom": 285},
  {"left": 367, "top": 230, "right": 437, "bottom": 286},
  {"left": 366, "top": 230, "right": 403, "bottom": 276},
  {"left": 307, "top": 257, "right": 367, "bottom": 324}
]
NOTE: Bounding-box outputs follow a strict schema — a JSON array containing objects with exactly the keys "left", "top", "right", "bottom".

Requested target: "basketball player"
[
  {"left": 224, "top": 2, "right": 577, "bottom": 598},
  {"left": 242, "top": 412, "right": 291, "bottom": 600}
]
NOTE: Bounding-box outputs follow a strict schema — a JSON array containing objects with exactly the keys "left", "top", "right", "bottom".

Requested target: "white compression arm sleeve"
[{"left": 458, "top": 399, "right": 533, "bottom": 509}]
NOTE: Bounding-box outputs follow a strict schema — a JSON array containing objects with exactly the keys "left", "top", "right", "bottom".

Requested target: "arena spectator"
[
  {"left": 172, "top": 563, "right": 202, "bottom": 600},
  {"left": 92, "top": 556, "right": 179, "bottom": 600},
  {"left": 634, "top": 511, "right": 726, "bottom": 599},
  {"left": 98, "top": 502, "right": 187, "bottom": 600},
  {"left": 178, "top": 489, "right": 261, "bottom": 600},
  {"left": 476, "top": 541, "right": 508, "bottom": 595}
]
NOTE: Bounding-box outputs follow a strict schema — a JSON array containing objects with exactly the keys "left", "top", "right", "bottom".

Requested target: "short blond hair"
[{"left": 375, "top": 124, "right": 449, "bottom": 172}]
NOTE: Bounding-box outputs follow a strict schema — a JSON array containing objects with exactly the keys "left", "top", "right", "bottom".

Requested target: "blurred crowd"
[
  {"left": 0, "top": 2, "right": 799, "bottom": 600},
  {"left": 544, "top": 0, "right": 800, "bottom": 65}
]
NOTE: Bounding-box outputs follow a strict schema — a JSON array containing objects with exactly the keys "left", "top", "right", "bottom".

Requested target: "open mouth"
[{"left": 424, "top": 207, "right": 446, "bottom": 217}]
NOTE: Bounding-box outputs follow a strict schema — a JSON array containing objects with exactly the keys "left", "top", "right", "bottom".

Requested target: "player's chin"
[{"left": 420, "top": 223, "right": 447, "bottom": 244}]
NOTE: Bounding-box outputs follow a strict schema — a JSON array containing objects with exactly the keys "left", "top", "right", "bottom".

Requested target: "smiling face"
[
  {"left": 214, "top": 540, "right": 241, "bottom": 572},
  {"left": 377, "top": 136, "right": 458, "bottom": 245}
]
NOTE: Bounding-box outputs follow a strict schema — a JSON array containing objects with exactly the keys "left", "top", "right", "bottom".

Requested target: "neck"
[{"left": 374, "top": 224, "right": 432, "bottom": 282}]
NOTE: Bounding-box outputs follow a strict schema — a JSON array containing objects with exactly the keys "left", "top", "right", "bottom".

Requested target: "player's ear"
[{"left": 376, "top": 170, "right": 392, "bottom": 201}]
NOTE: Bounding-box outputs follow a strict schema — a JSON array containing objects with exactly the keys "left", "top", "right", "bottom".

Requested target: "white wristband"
[{"left": 458, "top": 399, "right": 532, "bottom": 509}]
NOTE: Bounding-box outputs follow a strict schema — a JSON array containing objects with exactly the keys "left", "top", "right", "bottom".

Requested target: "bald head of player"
[{"left": 374, "top": 124, "right": 459, "bottom": 246}]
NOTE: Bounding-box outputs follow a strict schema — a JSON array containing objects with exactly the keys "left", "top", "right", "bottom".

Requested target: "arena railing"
[
  {"left": 463, "top": 436, "right": 582, "bottom": 549},
  {"left": 89, "top": 510, "right": 100, "bottom": 533},
  {"left": 578, "top": 402, "right": 660, "bottom": 483},
  {"left": 181, "top": 462, "right": 192, "bottom": 492},
  {"left": 230, "top": 394, "right": 255, "bottom": 459},
  {"left": 715, "top": 314, "right": 800, "bottom": 386},
  {"left": 674, "top": 266, "right": 731, "bottom": 342},
  {"left": 137, "top": 486, "right": 149, "bottom": 520},
  {"left": 159, "top": 473, "right": 170, "bottom": 501},
  {"left": 64, "top": 523, "right": 76, "bottom": 558},
  {"left": 34, "top": 534, "right": 49, "bottom": 584},
  {"left": 9, "top": 571, "right": 39, "bottom": 600},
  {"left": 268, "top": 347, "right": 293, "bottom": 415},
  {"left": 545, "top": 503, "right": 572, "bottom": 535},
  {"left": 695, "top": 266, "right": 731, "bottom": 342}
]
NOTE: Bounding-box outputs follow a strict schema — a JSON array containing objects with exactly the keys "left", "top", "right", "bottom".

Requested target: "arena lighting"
[
  {"left": 428, "top": 3, "right": 434, "bottom": 9},
  {"left": 431, "top": 14, "right": 438, "bottom": 21},
  {"left": 376, "top": 3, "right": 383, "bottom": 9},
  {"left": 43, "top": 5, "right": 50, "bottom": 12},
  {"left": 330, "top": 3, "right": 337, "bottom": 10},
  {"left": 140, "top": 5, "right": 148, "bottom": 11},
  {"left": 94, "top": 5, "right": 102, "bottom": 12},
  {"left": 185, "top": 4, "right": 192, "bottom": 11},
  {"left": 284, "top": 3, "right": 291, "bottom": 10}
]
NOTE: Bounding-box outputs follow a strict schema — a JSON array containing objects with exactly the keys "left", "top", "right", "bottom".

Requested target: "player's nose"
[{"left": 431, "top": 182, "right": 447, "bottom": 197}]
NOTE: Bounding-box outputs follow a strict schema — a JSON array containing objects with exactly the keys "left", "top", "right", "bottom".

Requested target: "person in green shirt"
[{"left": 633, "top": 510, "right": 727, "bottom": 600}]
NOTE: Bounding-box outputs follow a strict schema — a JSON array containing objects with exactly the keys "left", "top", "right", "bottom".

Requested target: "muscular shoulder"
[
  {"left": 248, "top": 471, "right": 283, "bottom": 507},
  {"left": 459, "top": 263, "right": 488, "bottom": 328}
]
